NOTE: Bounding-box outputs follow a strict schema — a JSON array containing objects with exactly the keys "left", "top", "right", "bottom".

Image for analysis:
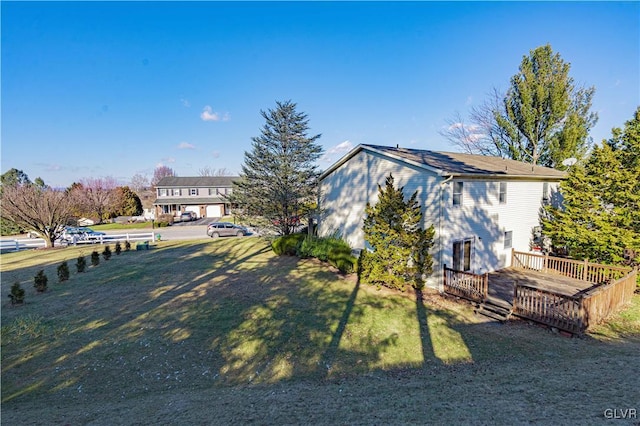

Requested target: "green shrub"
[
  {"left": 272, "top": 233, "right": 306, "bottom": 255},
  {"left": 34, "top": 270, "right": 48, "bottom": 292},
  {"left": 57, "top": 261, "right": 70, "bottom": 282},
  {"left": 115, "top": 242, "right": 122, "bottom": 255},
  {"left": 76, "top": 255, "right": 86, "bottom": 273},
  {"left": 297, "top": 235, "right": 358, "bottom": 274},
  {"left": 91, "top": 251, "right": 100, "bottom": 267},
  {"left": 125, "top": 241, "right": 131, "bottom": 251},
  {"left": 8, "top": 282, "right": 25, "bottom": 305},
  {"left": 102, "top": 246, "right": 112, "bottom": 261}
]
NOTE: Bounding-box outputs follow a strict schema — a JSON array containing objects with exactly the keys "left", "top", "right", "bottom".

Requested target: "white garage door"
[
  {"left": 185, "top": 206, "right": 199, "bottom": 218},
  {"left": 206, "top": 205, "right": 223, "bottom": 218}
]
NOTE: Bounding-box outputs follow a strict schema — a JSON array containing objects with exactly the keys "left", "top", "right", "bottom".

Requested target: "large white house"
[{"left": 318, "top": 144, "right": 565, "bottom": 290}]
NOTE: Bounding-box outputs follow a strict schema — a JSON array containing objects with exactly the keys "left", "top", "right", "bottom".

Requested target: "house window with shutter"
[
  {"left": 190, "top": 188, "right": 198, "bottom": 196},
  {"left": 453, "top": 182, "right": 463, "bottom": 206}
]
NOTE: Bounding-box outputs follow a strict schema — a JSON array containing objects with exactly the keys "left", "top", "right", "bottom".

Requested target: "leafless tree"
[
  {"left": 1, "top": 184, "right": 75, "bottom": 247},
  {"left": 440, "top": 88, "right": 514, "bottom": 158},
  {"left": 77, "top": 177, "right": 119, "bottom": 223},
  {"left": 151, "top": 166, "right": 176, "bottom": 188},
  {"left": 129, "top": 173, "right": 150, "bottom": 192},
  {"left": 198, "top": 166, "right": 234, "bottom": 177}
]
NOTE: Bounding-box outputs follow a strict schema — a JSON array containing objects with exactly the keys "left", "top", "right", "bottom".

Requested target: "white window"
[
  {"left": 453, "top": 239, "right": 473, "bottom": 271},
  {"left": 542, "top": 182, "right": 550, "bottom": 204},
  {"left": 504, "top": 231, "right": 513, "bottom": 249},
  {"left": 453, "top": 182, "right": 463, "bottom": 206},
  {"left": 499, "top": 182, "right": 507, "bottom": 204},
  {"left": 158, "top": 189, "right": 168, "bottom": 197}
]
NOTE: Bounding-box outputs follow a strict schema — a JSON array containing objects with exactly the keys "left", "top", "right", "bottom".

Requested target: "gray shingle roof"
[
  {"left": 321, "top": 144, "right": 566, "bottom": 179},
  {"left": 155, "top": 176, "right": 239, "bottom": 187}
]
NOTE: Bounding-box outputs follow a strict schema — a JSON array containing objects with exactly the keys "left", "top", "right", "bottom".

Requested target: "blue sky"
[{"left": 2, "top": 1, "right": 638, "bottom": 188}]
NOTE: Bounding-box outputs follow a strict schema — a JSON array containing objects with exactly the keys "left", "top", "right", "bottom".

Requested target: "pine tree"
[
  {"left": 543, "top": 107, "right": 640, "bottom": 264},
  {"left": 57, "top": 261, "right": 70, "bottom": 282},
  {"left": 360, "top": 174, "right": 435, "bottom": 291},
  {"left": 233, "top": 100, "right": 323, "bottom": 235}
]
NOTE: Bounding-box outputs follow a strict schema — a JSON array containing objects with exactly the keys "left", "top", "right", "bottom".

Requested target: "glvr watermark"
[{"left": 604, "top": 408, "right": 637, "bottom": 420}]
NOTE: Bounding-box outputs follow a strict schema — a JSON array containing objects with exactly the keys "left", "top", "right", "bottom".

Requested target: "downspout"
[{"left": 438, "top": 175, "right": 453, "bottom": 292}]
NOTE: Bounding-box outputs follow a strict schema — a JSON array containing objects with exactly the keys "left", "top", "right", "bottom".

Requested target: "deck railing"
[
  {"left": 511, "top": 249, "right": 630, "bottom": 284},
  {"left": 581, "top": 269, "right": 638, "bottom": 330},
  {"left": 513, "top": 284, "right": 584, "bottom": 333},
  {"left": 443, "top": 265, "right": 488, "bottom": 302},
  {"left": 512, "top": 267, "right": 638, "bottom": 334}
]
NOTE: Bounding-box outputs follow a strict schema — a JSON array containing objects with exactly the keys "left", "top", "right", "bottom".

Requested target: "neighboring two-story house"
[
  {"left": 153, "top": 176, "right": 238, "bottom": 219},
  {"left": 318, "top": 144, "right": 565, "bottom": 290}
]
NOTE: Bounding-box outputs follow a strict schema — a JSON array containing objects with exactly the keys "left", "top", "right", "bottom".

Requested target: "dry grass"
[{"left": 1, "top": 238, "right": 639, "bottom": 425}]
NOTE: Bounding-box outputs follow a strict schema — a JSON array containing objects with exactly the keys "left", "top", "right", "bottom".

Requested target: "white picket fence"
[{"left": 0, "top": 232, "right": 155, "bottom": 252}]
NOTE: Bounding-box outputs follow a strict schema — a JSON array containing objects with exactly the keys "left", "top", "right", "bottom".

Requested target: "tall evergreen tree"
[
  {"left": 442, "top": 45, "right": 597, "bottom": 169},
  {"left": 234, "top": 100, "right": 323, "bottom": 235},
  {"left": 542, "top": 107, "right": 640, "bottom": 264},
  {"left": 360, "top": 174, "right": 435, "bottom": 291}
]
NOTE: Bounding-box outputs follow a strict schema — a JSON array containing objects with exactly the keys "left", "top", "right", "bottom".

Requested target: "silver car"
[{"left": 206, "top": 222, "right": 247, "bottom": 238}]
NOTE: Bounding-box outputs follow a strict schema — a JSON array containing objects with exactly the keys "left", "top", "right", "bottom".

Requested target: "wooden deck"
[{"left": 487, "top": 268, "right": 597, "bottom": 306}]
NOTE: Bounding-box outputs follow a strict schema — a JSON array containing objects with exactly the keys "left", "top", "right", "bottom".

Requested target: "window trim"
[
  {"left": 453, "top": 238, "right": 473, "bottom": 272},
  {"left": 189, "top": 188, "right": 198, "bottom": 196},
  {"left": 499, "top": 182, "right": 507, "bottom": 204},
  {"left": 504, "top": 231, "right": 513, "bottom": 249},
  {"left": 453, "top": 181, "right": 463, "bottom": 206}
]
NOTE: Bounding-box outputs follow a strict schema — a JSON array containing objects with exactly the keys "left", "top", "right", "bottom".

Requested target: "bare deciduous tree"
[
  {"left": 129, "top": 173, "right": 150, "bottom": 192},
  {"left": 77, "top": 177, "right": 119, "bottom": 223},
  {"left": 1, "top": 185, "right": 75, "bottom": 247},
  {"left": 198, "top": 166, "right": 233, "bottom": 177},
  {"left": 151, "top": 166, "right": 176, "bottom": 188}
]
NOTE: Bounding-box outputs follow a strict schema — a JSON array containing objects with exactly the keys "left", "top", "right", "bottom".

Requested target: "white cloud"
[
  {"left": 465, "top": 96, "right": 473, "bottom": 106},
  {"left": 157, "top": 158, "right": 176, "bottom": 168},
  {"left": 200, "top": 106, "right": 230, "bottom": 122},
  {"left": 212, "top": 151, "right": 220, "bottom": 159},
  {"left": 200, "top": 105, "right": 220, "bottom": 121},
  {"left": 321, "top": 140, "right": 354, "bottom": 163},
  {"left": 178, "top": 142, "right": 195, "bottom": 150},
  {"left": 181, "top": 98, "right": 191, "bottom": 107}
]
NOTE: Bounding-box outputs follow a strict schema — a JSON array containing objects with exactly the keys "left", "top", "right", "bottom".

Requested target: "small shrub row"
[
  {"left": 9, "top": 242, "right": 136, "bottom": 305},
  {"left": 272, "top": 233, "right": 357, "bottom": 274},
  {"left": 155, "top": 214, "right": 174, "bottom": 227}
]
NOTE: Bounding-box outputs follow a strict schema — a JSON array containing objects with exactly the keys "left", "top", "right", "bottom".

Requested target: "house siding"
[
  {"left": 441, "top": 179, "right": 560, "bottom": 275},
  {"left": 319, "top": 146, "right": 562, "bottom": 291},
  {"left": 319, "top": 150, "right": 443, "bottom": 288}
]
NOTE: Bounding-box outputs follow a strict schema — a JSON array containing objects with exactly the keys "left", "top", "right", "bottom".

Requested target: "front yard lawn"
[{"left": 1, "top": 238, "right": 638, "bottom": 424}]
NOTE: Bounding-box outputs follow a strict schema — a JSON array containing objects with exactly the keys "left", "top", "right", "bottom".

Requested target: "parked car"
[
  {"left": 206, "top": 222, "right": 248, "bottom": 238},
  {"left": 61, "top": 226, "right": 106, "bottom": 243},
  {"left": 180, "top": 211, "right": 197, "bottom": 222}
]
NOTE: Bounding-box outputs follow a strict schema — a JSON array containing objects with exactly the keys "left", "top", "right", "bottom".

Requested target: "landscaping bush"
[
  {"left": 76, "top": 255, "right": 86, "bottom": 273},
  {"left": 155, "top": 214, "right": 174, "bottom": 227},
  {"left": 102, "top": 246, "right": 112, "bottom": 261},
  {"left": 8, "top": 282, "right": 25, "bottom": 305},
  {"left": 272, "top": 233, "right": 306, "bottom": 255},
  {"left": 115, "top": 242, "right": 122, "bottom": 255},
  {"left": 125, "top": 241, "right": 131, "bottom": 251},
  {"left": 91, "top": 251, "right": 100, "bottom": 267},
  {"left": 34, "top": 270, "right": 48, "bottom": 292},
  {"left": 298, "top": 235, "right": 357, "bottom": 274},
  {"left": 57, "top": 261, "right": 70, "bottom": 282}
]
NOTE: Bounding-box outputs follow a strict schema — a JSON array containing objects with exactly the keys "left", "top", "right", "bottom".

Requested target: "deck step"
[{"left": 475, "top": 300, "right": 513, "bottom": 322}]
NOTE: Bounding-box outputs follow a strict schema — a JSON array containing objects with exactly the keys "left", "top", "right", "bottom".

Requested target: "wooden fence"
[
  {"left": 443, "top": 265, "right": 488, "bottom": 302},
  {"left": 511, "top": 250, "right": 629, "bottom": 284},
  {"left": 511, "top": 254, "right": 637, "bottom": 333}
]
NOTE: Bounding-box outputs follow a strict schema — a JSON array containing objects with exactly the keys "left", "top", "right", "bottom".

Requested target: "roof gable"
[{"left": 320, "top": 144, "right": 565, "bottom": 180}]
